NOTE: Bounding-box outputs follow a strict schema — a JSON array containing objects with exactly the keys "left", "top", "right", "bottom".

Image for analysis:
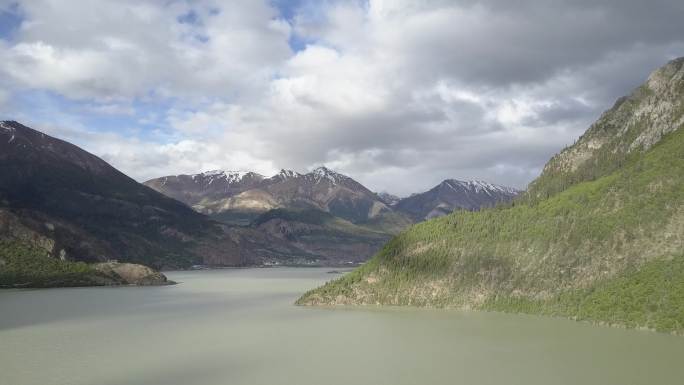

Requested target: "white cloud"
[
  {"left": 1, "top": 0, "right": 291, "bottom": 101},
  {"left": 1, "top": 0, "right": 683, "bottom": 195},
  {"left": 83, "top": 103, "right": 136, "bottom": 116}
]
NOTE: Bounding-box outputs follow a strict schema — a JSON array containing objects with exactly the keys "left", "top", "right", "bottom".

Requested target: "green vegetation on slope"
[
  {"left": 298, "top": 126, "right": 684, "bottom": 333},
  {"left": 483, "top": 254, "right": 684, "bottom": 333},
  {"left": 0, "top": 240, "right": 109, "bottom": 288},
  {"left": 527, "top": 57, "right": 684, "bottom": 202},
  {"left": 525, "top": 90, "right": 650, "bottom": 202}
]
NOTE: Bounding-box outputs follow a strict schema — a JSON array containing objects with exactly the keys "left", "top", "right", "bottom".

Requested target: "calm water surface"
[{"left": 2, "top": 268, "right": 684, "bottom": 385}]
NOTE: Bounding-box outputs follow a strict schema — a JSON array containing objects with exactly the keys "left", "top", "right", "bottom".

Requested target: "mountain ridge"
[
  {"left": 144, "top": 165, "right": 400, "bottom": 227},
  {"left": 146, "top": 167, "right": 519, "bottom": 225},
  {"left": 394, "top": 178, "right": 520, "bottom": 221}
]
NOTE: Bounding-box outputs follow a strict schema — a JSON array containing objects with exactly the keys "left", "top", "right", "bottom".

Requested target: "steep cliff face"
[
  {"left": 527, "top": 57, "right": 684, "bottom": 201},
  {"left": 298, "top": 58, "right": 684, "bottom": 333}
]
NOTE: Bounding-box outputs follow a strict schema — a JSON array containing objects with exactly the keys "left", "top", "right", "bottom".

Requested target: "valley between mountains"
[
  {"left": 144, "top": 166, "right": 519, "bottom": 266},
  {"left": 0, "top": 119, "right": 516, "bottom": 287}
]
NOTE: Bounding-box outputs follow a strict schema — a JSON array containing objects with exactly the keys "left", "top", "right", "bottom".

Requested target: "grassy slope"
[
  {"left": 298, "top": 127, "right": 684, "bottom": 333},
  {"left": 484, "top": 254, "right": 684, "bottom": 333},
  {"left": 0, "top": 240, "right": 114, "bottom": 288}
]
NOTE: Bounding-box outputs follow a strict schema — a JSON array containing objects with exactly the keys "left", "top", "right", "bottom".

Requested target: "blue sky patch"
[
  {"left": 0, "top": 3, "right": 22, "bottom": 41},
  {"left": 177, "top": 9, "right": 201, "bottom": 25}
]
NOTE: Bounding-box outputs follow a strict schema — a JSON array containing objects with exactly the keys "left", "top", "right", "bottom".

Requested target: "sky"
[{"left": 0, "top": 0, "right": 683, "bottom": 196}]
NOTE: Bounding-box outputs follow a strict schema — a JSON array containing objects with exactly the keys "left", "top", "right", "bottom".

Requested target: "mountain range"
[
  {"left": 144, "top": 167, "right": 407, "bottom": 230},
  {"left": 144, "top": 167, "right": 519, "bottom": 264},
  {"left": 145, "top": 167, "right": 519, "bottom": 230},
  {"left": 0, "top": 120, "right": 518, "bottom": 286},
  {"left": 297, "top": 57, "right": 684, "bottom": 334}
]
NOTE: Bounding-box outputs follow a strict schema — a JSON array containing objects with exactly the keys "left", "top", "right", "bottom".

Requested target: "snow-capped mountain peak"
[
  {"left": 442, "top": 179, "right": 520, "bottom": 196},
  {"left": 311, "top": 166, "right": 346, "bottom": 184},
  {"left": 268, "top": 167, "right": 350, "bottom": 185},
  {"left": 377, "top": 192, "right": 401, "bottom": 206},
  {"left": 274, "top": 169, "right": 302, "bottom": 179},
  {"left": 0, "top": 121, "right": 15, "bottom": 132},
  {"left": 189, "top": 170, "right": 262, "bottom": 185},
  {"left": 394, "top": 178, "right": 520, "bottom": 221},
  {"left": 1, "top": 121, "right": 17, "bottom": 143}
]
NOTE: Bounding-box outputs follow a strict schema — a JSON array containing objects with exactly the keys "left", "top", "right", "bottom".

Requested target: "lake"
[{"left": 1, "top": 268, "right": 684, "bottom": 385}]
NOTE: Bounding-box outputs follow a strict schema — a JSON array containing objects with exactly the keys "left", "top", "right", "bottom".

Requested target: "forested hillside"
[{"left": 298, "top": 58, "right": 684, "bottom": 333}]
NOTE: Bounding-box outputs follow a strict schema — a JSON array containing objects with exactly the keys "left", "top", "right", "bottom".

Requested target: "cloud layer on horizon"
[{"left": 1, "top": 0, "right": 683, "bottom": 195}]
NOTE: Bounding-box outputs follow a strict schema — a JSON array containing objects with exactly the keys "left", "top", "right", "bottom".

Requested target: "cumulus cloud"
[
  {"left": 1, "top": 0, "right": 683, "bottom": 195},
  {"left": 1, "top": 0, "right": 291, "bottom": 100}
]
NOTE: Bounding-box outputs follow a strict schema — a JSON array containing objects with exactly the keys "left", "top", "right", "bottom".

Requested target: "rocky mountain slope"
[
  {"left": 298, "top": 57, "right": 684, "bottom": 334},
  {"left": 526, "top": 57, "right": 684, "bottom": 202},
  {"left": 145, "top": 166, "right": 410, "bottom": 231},
  {"left": 237, "top": 208, "right": 391, "bottom": 266},
  {"left": 144, "top": 170, "right": 268, "bottom": 225},
  {"left": 394, "top": 179, "right": 519, "bottom": 221},
  {"left": 0, "top": 121, "right": 243, "bottom": 275}
]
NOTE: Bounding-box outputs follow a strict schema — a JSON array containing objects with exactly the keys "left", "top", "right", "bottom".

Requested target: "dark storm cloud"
[{"left": 388, "top": 0, "right": 684, "bottom": 86}]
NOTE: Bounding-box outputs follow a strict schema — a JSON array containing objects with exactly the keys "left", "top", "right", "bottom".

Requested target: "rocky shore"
[{"left": 93, "top": 262, "right": 175, "bottom": 286}]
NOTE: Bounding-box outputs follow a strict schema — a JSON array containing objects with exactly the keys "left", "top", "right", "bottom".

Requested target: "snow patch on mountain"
[
  {"left": 209, "top": 170, "right": 247, "bottom": 184},
  {"left": 187, "top": 170, "right": 260, "bottom": 186},
  {"left": 1, "top": 121, "right": 16, "bottom": 133},
  {"left": 274, "top": 169, "right": 301, "bottom": 179},
  {"left": 377, "top": 192, "right": 401, "bottom": 206},
  {"left": 443, "top": 179, "right": 520, "bottom": 196},
  {"left": 269, "top": 167, "right": 351, "bottom": 185},
  {"left": 311, "top": 166, "right": 347, "bottom": 185}
]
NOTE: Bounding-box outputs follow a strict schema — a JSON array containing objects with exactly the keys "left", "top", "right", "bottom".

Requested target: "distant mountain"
[
  {"left": 376, "top": 192, "right": 401, "bottom": 206},
  {"left": 145, "top": 166, "right": 415, "bottom": 265},
  {"left": 143, "top": 170, "right": 268, "bottom": 224},
  {"left": 145, "top": 167, "right": 522, "bottom": 265},
  {"left": 146, "top": 166, "right": 411, "bottom": 233},
  {"left": 297, "top": 57, "right": 684, "bottom": 334},
  {"left": 393, "top": 179, "right": 520, "bottom": 221},
  {"left": 0, "top": 121, "right": 243, "bottom": 272}
]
